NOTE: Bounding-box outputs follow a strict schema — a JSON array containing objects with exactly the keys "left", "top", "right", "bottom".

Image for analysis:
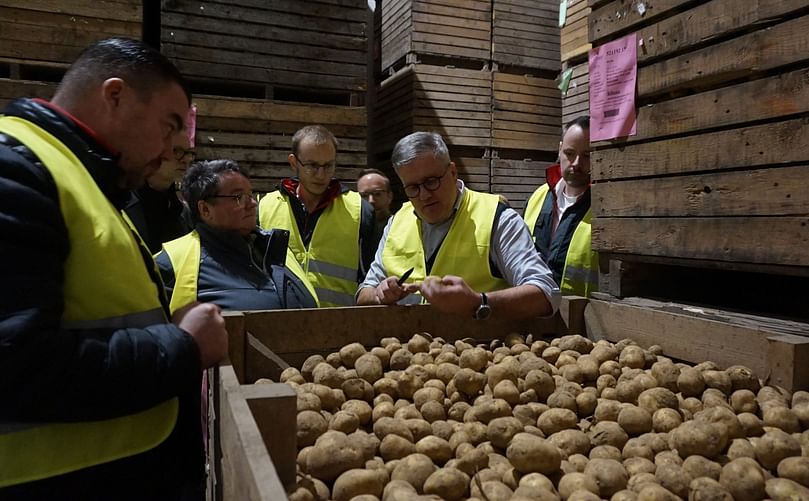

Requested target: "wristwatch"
[{"left": 474, "top": 292, "right": 491, "bottom": 320}]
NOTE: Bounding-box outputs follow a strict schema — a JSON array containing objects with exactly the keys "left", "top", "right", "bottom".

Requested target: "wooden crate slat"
[
  {"left": 0, "top": 0, "right": 141, "bottom": 23},
  {"left": 592, "top": 165, "right": 809, "bottom": 217},
  {"left": 589, "top": 0, "right": 701, "bottom": 45},
  {"left": 492, "top": 0, "right": 560, "bottom": 71},
  {"left": 592, "top": 117, "right": 809, "bottom": 180},
  {"left": 592, "top": 217, "right": 809, "bottom": 266}
]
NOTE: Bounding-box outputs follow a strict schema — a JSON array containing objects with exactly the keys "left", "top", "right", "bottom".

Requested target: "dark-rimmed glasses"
[
  {"left": 294, "top": 154, "right": 336, "bottom": 175},
  {"left": 173, "top": 147, "right": 196, "bottom": 162},
  {"left": 207, "top": 192, "right": 254, "bottom": 207},
  {"left": 403, "top": 164, "right": 450, "bottom": 198}
]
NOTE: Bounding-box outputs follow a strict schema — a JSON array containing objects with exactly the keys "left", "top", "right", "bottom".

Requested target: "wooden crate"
[
  {"left": 212, "top": 299, "right": 809, "bottom": 499},
  {"left": 560, "top": 0, "right": 591, "bottom": 63},
  {"left": 492, "top": 71, "right": 561, "bottom": 151},
  {"left": 161, "top": 0, "right": 368, "bottom": 101},
  {"left": 490, "top": 157, "right": 552, "bottom": 212},
  {"left": 588, "top": 0, "right": 809, "bottom": 287},
  {"left": 492, "top": 0, "right": 560, "bottom": 72},
  {"left": 380, "top": 0, "right": 492, "bottom": 74},
  {"left": 194, "top": 96, "right": 367, "bottom": 194},
  {"left": 0, "top": 1, "right": 141, "bottom": 73},
  {"left": 372, "top": 63, "right": 493, "bottom": 153},
  {"left": 0, "top": 78, "right": 56, "bottom": 109},
  {"left": 561, "top": 61, "right": 588, "bottom": 124}
]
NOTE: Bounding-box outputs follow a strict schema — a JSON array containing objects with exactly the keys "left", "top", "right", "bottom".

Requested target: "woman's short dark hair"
[{"left": 183, "top": 159, "right": 246, "bottom": 221}]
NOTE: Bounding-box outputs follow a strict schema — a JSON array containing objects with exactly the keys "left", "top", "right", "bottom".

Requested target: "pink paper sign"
[{"left": 589, "top": 33, "right": 637, "bottom": 141}]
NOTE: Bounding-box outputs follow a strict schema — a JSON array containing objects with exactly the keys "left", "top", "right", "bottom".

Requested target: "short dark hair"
[
  {"left": 183, "top": 159, "right": 246, "bottom": 222},
  {"left": 56, "top": 37, "right": 191, "bottom": 105},
  {"left": 291, "top": 125, "right": 338, "bottom": 157},
  {"left": 563, "top": 115, "right": 590, "bottom": 134}
]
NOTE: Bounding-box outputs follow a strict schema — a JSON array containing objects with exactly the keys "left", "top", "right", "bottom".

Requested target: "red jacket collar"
[
  {"left": 281, "top": 177, "right": 343, "bottom": 212},
  {"left": 33, "top": 98, "right": 120, "bottom": 156}
]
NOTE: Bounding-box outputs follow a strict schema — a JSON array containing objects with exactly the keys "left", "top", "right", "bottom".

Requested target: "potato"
[
  {"left": 483, "top": 416, "right": 520, "bottom": 449},
  {"left": 355, "top": 353, "right": 383, "bottom": 384},
  {"left": 391, "top": 453, "right": 436, "bottom": 492},
  {"left": 703, "top": 370, "right": 732, "bottom": 395},
  {"left": 415, "top": 435, "right": 452, "bottom": 465},
  {"left": 589, "top": 421, "right": 629, "bottom": 450},
  {"left": 559, "top": 472, "right": 599, "bottom": 500},
  {"left": 763, "top": 406, "right": 801, "bottom": 434},
  {"left": 619, "top": 346, "right": 646, "bottom": 369},
  {"left": 549, "top": 429, "right": 591, "bottom": 458},
  {"left": 576, "top": 392, "right": 598, "bottom": 418},
  {"left": 493, "top": 379, "right": 520, "bottom": 406},
  {"left": 389, "top": 348, "right": 413, "bottom": 370},
  {"left": 595, "top": 399, "right": 622, "bottom": 422},
  {"left": 313, "top": 362, "right": 344, "bottom": 389},
  {"left": 695, "top": 405, "right": 743, "bottom": 440},
  {"left": 330, "top": 410, "right": 360, "bottom": 434},
  {"left": 738, "top": 412, "right": 764, "bottom": 437},
  {"left": 650, "top": 362, "right": 680, "bottom": 393},
  {"left": 298, "top": 410, "right": 328, "bottom": 447},
  {"left": 543, "top": 346, "right": 562, "bottom": 364},
  {"left": 539, "top": 408, "right": 579, "bottom": 436},
  {"left": 455, "top": 447, "right": 488, "bottom": 476},
  {"left": 519, "top": 356, "right": 554, "bottom": 379},
  {"left": 624, "top": 457, "right": 656, "bottom": 476},
  {"left": 681, "top": 455, "right": 721, "bottom": 480},
  {"left": 473, "top": 398, "right": 512, "bottom": 424},
  {"left": 288, "top": 486, "right": 316, "bottom": 501},
  {"left": 719, "top": 457, "right": 767, "bottom": 501},
  {"left": 730, "top": 389, "right": 758, "bottom": 414},
  {"left": 470, "top": 480, "right": 513, "bottom": 500},
  {"left": 404, "top": 418, "right": 433, "bottom": 442},
  {"left": 373, "top": 416, "right": 413, "bottom": 441},
  {"left": 486, "top": 361, "right": 519, "bottom": 391},
  {"left": 619, "top": 406, "right": 653, "bottom": 436},
  {"left": 305, "top": 432, "right": 365, "bottom": 482},
  {"left": 343, "top": 378, "right": 374, "bottom": 402},
  {"left": 332, "top": 469, "right": 386, "bottom": 501},
  {"left": 689, "top": 477, "right": 733, "bottom": 501},
  {"left": 667, "top": 367, "right": 698, "bottom": 401},
  {"left": 610, "top": 489, "right": 638, "bottom": 501},
  {"left": 590, "top": 445, "right": 622, "bottom": 461},
  {"left": 753, "top": 429, "right": 802, "bottom": 470},
  {"left": 339, "top": 343, "right": 367, "bottom": 368},
  {"left": 622, "top": 439, "right": 653, "bottom": 461},
  {"left": 373, "top": 377, "right": 398, "bottom": 399},
  {"left": 601, "top": 360, "right": 622, "bottom": 379},
  {"left": 627, "top": 472, "right": 657, "bottom": 493},
  {"left": 615, "top": 380, "right": 644, "bottom": 405},
  {"left": 525, "top": 369, "right": 556, "bottom": 401},
  {"left": 637, "top": 388, "right": 678, "bottom": 416},
  {"left": 567, "top": 491, "right": 601, "bottom": 501},
  {"left": 342, "top": 399, "right": 372, "bottom": 426},
  {"left": 585, "top": 458, "right": 629, "bottom": 497},
  {"left": 777, "top": 456, "right": 809, "bottom": 487},
  {"left": 765, "top": 477, "right": 809, "bottom": 501},
  {"left": 636, "top": 484, "right": 679, "bottom": 501},
  {"left": 725, "top": 365, "right": 761, "bottom": 393},
  {"left": 651, "top": 408, "right": 682, "bottom": 433},
  {"left": 669, "top": 420, "right": 727, "bottom": 459},
  {"left": 654, "top": 463, "right": 690, "bottom": 498},
  {"left": 727, "top": 438, "right": 756, "bottom": 460},
  {"left": 382, "top": 479, "right": 416, "bottom": 501},
  {"left": 454, "top": 368, "right": 487, "bottom": 396},
  {"left": 379, "top": 434, "right": 415, "bottom": 461},
  {"left": 507, "top": 433, "right": 562, "bottom": 475},
  {"left": 423, "top": 468, "right": 469, "bottom": 501}
]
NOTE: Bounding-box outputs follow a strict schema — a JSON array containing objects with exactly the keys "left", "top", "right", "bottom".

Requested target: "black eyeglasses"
[
  {"left": 294, "top": 155, "right": 336, "bottom": 175},
  {"left": 359, "top": 189, "right": 389, "bottom": 199},
  {"left": 403, "top": 164, "right": 451, "bottom": 198},
  {"left": 173, "top": 147, "right": 196, "bottom": 162},
  {"left": 207, "top": 192, "right": 254, "bottom": 207}
]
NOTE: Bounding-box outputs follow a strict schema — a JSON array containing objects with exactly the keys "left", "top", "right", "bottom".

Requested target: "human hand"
[
  {"left": 416, "top": 275, "right": 479, "bottom": 316},
  {"left": 173, "top": 301, "right": 228, "bottom": 369},
  {"left": 375, "top": 276, "right": 419, "bottom": 305}
]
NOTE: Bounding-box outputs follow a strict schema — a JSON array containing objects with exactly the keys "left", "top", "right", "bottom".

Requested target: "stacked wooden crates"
[
  {"left": 588, "top": 0, "right": 809, "bottom": 317},
  {"left": 560, "top": 0, "right": 591, "bottom": 124},
  {"left": 0, "top": 1, "right": 141, "bottom": 109},
  {"left": 161, "top": 0, "right": 369, "bottom": 193},
  {"left": 373, "top": 0, "right": 561, "bottom": 211}
]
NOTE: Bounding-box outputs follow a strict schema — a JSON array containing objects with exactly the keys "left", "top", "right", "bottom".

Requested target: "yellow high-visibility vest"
[
  {"left": 258, "top": 190, "right": 361, "bottom": 307},
  {"left": 382, "top": 188, "right": 509, "bottom": 294},
  {"left": 524, "top": 184, "right": 598, "bottom": 297},
  {"left": 160, "top": 230, "right": 320, "bottom": 313},
  {"left": 0, "top": 116, "right": 178, "bottom": 488}
]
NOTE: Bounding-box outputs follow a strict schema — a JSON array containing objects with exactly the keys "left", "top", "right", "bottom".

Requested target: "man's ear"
[
  {"left": 197, "top": 200, "right": 210, "bottom": 221},
  {"left": 287, "top": 153, "right": 299, "bottom": 174},
  {"left": 100, "top": 78, "right": 125, "bottom": 110}
]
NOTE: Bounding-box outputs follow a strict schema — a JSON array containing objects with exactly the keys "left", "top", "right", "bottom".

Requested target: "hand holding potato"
[
  {"left": 375, "top": 276, "right": 419, "bottom": 305},
  {"left": 415, "top": 275, "right": 479, "bottom": 316}
]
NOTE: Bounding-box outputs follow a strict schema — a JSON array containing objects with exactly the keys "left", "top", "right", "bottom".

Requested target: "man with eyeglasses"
[
  {"left": 257, "top": 125, "right": 378, "bottom": 307},
  {"left": 125, "top": 105, "right": 197, "bottom": 253},
  {"left": 357, "top": 132, "right": 560, "bottom": 320},
  {"left": 523, "top": 116, "right": 598, "bottom": 297}
]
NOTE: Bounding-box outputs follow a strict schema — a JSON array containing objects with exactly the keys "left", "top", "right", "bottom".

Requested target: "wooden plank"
[
  {"left": 242, "top": 382, "right": 297, "bottom": 491},
  {"left": 589, "top": 0, "right": 701, "bottom": 45},
  {"left": 599, "top": 68, "right": 809, "bottom": 145},
  {"left": 246, "top": 333, "right": 290, "bottom": 384},
  {"left": 217, "top": 365, "right": 286, "bottom": 501},
  {"left": 592, "top": 217, "right": 809, "bottom": 266},
  {"left": 0, "top": 0, "right": 142, "bottom": 23},
  {"left": 592, "top": 165, "right": 809, "bottom": 217},
  {"left": 584, "top": 296, "right": 809, "bottom": 391},
  {"left": 639, "top": 14, "right": 809, "bottom": 98},
  {"left": 223, "top": 312, "right": 246, "bottom": 384},
  {"left": 592, "top": 117, "right": 809, "bottom": 180}
]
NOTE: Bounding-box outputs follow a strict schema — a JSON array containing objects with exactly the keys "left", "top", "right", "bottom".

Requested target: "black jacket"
[
  {"left": 0, "top": 99, "right": 204, "bottom": 497},
  {"left": 155, "top": 223, "right": 318, "bottom": 311},
  {"left": 125, "top": 184, "right": 192, "bottom": 254}
]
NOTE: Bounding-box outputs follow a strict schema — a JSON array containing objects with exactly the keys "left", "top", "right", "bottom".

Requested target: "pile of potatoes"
[{"left": 277, "top": 333, "right": 809, "bottom": 501}]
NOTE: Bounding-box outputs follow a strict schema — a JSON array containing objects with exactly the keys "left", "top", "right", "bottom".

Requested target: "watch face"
[{"left": 476, "top": 304, "right": 492, "bottom": 320}]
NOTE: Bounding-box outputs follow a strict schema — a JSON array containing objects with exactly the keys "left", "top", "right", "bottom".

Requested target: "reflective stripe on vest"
[
  {"left": 0, "top": 116, "right": 178, "bottom": 488},
  {"left": 382, "top": 188, "right": 509, "bottom": 294},
  {"left": 524, "top": 184, "right": 599, "bottom": 297},
  {"left": 258, "top": 190, "right": 361, "bottom": 307},
  {"left": 161, "top": 230, "right": 320, "bottom": 312}
]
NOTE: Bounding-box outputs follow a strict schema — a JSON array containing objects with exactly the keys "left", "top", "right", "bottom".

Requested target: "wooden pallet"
[
  {"left": 561, "top": 60, "right": 589, "bottom": 124},
  {"left": 372, "top": 63, "right": 494, "bottom": 153},
  {"left": 490, "top": 157, "right": 552, "bottom": 212},
  {"left": 492, "top": 0, "right": 560, "bottom": 72},
  {"left": 161, "top": 0, "right": 368, "bottom": 100},
  {"left": 380, "top": 0, "right": 492, "bottom": 74},
  {"left": 194, "top": 96, "right": 367, "bottom": 194},
  {"left": 492, "top": 71, "right": 561, "bottom": 151},
  {"left": 560, "top": 0, "right": 591, "bottom": 63},
  {"left": 0, "top": 78, "right": 56, "bottom": 109},
  {"left": 0, "top": 1, "right": 142, "bottom": 69},
  {"left": 589, "top": 0, "right": 809, "bottom": 281}
]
